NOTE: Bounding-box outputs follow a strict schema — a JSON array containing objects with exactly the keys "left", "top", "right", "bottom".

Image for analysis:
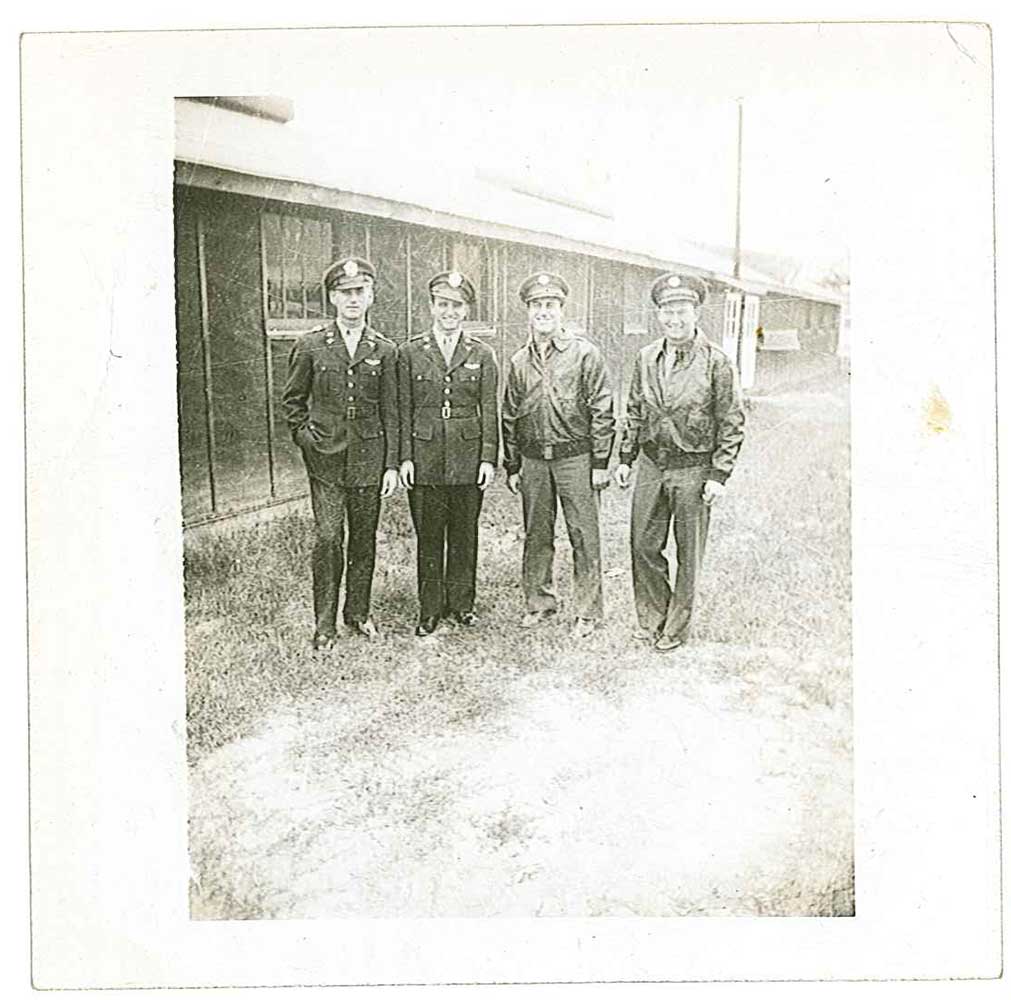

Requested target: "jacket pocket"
[
  {"left": 358, "top": 366, "right": 381, "bottom": 399},
  {"left": 685, "top": 406, "right": 713, "bottom": 441},
  {"left": 412, "top": 422, "right": 435, "bottom": 441},
  {"left": 459, "top": 417, "right": 482, "bottom": 441},
  {"left": 354, "top": 419, "right": 384, "bottom": 440}
]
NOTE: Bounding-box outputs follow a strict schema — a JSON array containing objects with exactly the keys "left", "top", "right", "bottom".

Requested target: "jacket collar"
[
  {"left": 653, "top": 329, "right": 702, "bottom": 364},
  {"left": 528, "top": 330, "right": 574, "bottom": 356}
]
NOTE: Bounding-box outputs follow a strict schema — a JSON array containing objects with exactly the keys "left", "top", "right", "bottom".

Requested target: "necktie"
[
  {"left": 440, "top": 334, "right": 455, "bottom": 366},
  {"left": 343, "top": 329, "right": 360, "bottom": 359}
]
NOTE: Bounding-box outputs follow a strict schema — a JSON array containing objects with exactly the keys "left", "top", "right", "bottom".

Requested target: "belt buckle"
[
  {"left": 441, "top": 402, "right": 451, "bottom": 419},
  {"left": 543, "top": 443, "right": 554, "bottom": 460},
  {"left": 346, "top": 404, "right": 357, "bottom": 420}
]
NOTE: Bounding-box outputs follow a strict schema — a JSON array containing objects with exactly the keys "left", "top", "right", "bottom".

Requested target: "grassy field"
[{"left": 186, "top": 371, "right": 852, "bottom": 919}]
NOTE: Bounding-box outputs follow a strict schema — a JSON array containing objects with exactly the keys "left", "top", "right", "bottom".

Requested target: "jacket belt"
[
  {"left": 642, "top": 441, "right": 711, "bottom": 470},
  {"left": 343, "top": 401, "right": 379, "bottom": 420},
  {"left": 521, "top": 438, "right": 591, "bottom": 462},
  {"left": 416, "top": 404, "right": 480, "bottom": 419}
]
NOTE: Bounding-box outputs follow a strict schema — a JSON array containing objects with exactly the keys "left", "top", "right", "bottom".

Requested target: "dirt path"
[{"left": 189, "top": 640, "right": 852, "bottom": 918}]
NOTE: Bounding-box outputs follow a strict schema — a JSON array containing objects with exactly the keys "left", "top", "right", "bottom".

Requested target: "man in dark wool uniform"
[
  {"left": 282, "top": 257, "right": 400, "bottom": 650},
  {"left": 614, "top": 271, "right": 746, "bottom": 652},
  {"left": 397, "top": 270, "right": 499, "bottom": 636}
]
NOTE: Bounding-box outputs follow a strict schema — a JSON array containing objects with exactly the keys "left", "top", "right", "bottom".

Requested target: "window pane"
[
  {"left": 262, "top": 213, "right": 284, "bottom": 320},
  {"left": 448, "top": 236, "right": 493, "bottom": 325},
  {"left": 333, "top": 217, "right": 368, "bottom": 260}
]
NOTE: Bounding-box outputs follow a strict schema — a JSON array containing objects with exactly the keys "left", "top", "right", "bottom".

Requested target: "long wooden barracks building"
[{"left": 175, "top": 97, "right": 845, "bottom": 527}]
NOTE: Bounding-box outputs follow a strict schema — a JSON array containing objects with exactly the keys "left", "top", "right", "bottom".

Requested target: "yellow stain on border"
[{"left": 924, "top": 384, "right": 952, "bottom": 434}]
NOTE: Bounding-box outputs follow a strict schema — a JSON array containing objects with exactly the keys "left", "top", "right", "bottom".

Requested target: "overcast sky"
[{"left": 277, "top": 21, "right": 983, "bottom": 270}]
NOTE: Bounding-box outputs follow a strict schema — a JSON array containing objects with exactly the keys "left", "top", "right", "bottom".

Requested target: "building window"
[
  {"left": 449, "top": 236, "right": 496, "bottom": 326},
  {"left": 262, "top": 212, "right": 333, "bottom": 322}
]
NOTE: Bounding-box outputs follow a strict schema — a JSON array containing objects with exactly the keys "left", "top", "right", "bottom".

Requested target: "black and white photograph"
[
  {"left": 177, "top": 83, "right": 852, "bottom": 920},
  {"left": 22, "top": 14, "right": 1001, "bottom": 989}
]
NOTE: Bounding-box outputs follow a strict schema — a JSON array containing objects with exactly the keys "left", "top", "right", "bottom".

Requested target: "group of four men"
[{"left": 282, "top": 257, "right": 745, "bottom": 653}]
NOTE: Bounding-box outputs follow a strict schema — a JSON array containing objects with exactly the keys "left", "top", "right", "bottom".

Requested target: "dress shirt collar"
[
  {"left": 433, "top": 326, "right": 461, "bottom": 347},
  {"left": 657, "top": 330, "right": 701, "bottom": 366},
  {"left": 336, "top": 321, "right": 365, "bottom": 353},
  {"left": 529, "top": 330, "right": 573, "bottom": 357}
]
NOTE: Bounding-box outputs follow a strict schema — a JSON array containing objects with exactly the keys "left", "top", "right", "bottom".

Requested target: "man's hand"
[
  {"left": 399, "top": 459, "right": 415, "bottom": 490},
  {"left": 702, "top": 479, "right": 726, "bottom": 506},
  {"left": 507, "top": 472, "right": 522, "bottom": 495},
  {"left": 380, "top": 468, "right": 400, "bottom": 499},
  {"left": 591, "top": 468, "right": 611, "bottom": 491},
  {"left": 477, "top": 461, "right": 496, "bottom": 491},
  {"left": 614, "top": 463, "right": 632, "bottom": 489},
  {"left": 295, "top": 423, "right": 318, "bottom": 449}
]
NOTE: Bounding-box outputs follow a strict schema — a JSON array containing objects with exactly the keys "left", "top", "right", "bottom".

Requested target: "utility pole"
[{"left": 733, "top": 99, "right": 743, "bottom": 280}]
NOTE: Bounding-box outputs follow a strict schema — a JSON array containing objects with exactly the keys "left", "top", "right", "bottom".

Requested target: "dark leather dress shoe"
[
  {"left": 415, "top": 616, "right": 440, "bottom": 637},
  {"left": 451, "top": 611, "right": 479, "bottom": 627}
]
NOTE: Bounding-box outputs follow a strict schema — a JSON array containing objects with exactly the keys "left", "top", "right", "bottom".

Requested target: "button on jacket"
[
  {"left": 501, "top": 332, "right": 615, "bottom": 475},
  {"left": 397, "top": 331, "right": 499, "bottom": 485},
  {"left": 282, "top": 322, "right": 399, "bottom": 485},
  {"left": 619, "top": 331, "right": 745, "bottom": 483}
]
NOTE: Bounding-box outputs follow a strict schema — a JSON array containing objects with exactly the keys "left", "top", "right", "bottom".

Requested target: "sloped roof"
[
  {"left": 175, "top": 98, "right": 836, "bottom": 303},
  {"left": 686, "top": 240, "right": 847, "bottom": 306}
]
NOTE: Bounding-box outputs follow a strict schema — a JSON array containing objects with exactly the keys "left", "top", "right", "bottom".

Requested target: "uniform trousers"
[
  {"left": 518, "top": 451, "right": 603, "bottom": 620},
  {"left": 407, "top": 484, "right": 483, "bottom": 620},
  {"left": 303, "top": 450, "right": 381, "bottom": 635},
  {"left": 629, "top": 453, "right": 710, "bottom": 639}
]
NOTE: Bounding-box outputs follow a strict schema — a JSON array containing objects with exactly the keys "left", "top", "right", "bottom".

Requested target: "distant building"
[{"left": 175, "top": 97, "right": 843, "bottom": 527}]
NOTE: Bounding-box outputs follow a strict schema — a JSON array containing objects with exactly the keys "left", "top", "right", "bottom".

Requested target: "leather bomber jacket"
[
  {"left": 500, "top": 332, "right": 616, "bottom": 475},
  {"left": 618, "top": 332, "right": 745, "bottom": 484}
]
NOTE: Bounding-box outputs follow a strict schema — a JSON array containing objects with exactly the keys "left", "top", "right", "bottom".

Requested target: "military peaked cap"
[
  {"left": 323, "top": 257, "right": 377, "bottom": 292},
  {"left": 428, "top": 270, "right": 477, "bottom": 306},
  {"left": 651, "top": 271, "right": 708, "bottom": 307},
  {"left": 518, "top": 271, "right": 570, "bottom": 304}
]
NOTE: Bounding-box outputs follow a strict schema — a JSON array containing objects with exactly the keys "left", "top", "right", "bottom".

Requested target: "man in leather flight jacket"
[
  {"left": 501, "top": 271, "right": 616, "bottom": 639},
  {"left": 614, "top": 272, "right": 745, "bottom": 651}
]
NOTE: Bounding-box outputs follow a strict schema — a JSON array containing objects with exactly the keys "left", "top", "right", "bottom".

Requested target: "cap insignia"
[
  {"left": 667, "top": 275, "right": 681, "bottom": 288},
  {"left": 448, "top": 272, "right": 463, "bottom": 288},
  {"left": 344, "top": 260, "right": 359, "bottom": 278},
  {"left": 537, "top": 273, "right": 550, "bottom": 286}
]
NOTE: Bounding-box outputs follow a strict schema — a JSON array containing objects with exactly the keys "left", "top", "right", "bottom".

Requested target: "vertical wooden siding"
[{"left": 175, "top": 186, "right": 838, "bottom": 525}]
